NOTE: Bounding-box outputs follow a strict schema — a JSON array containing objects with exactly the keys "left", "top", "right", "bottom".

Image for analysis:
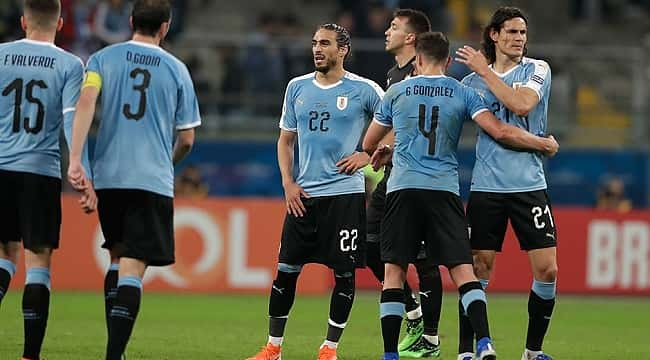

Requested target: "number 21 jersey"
[{"left": 85, "top": 40, "right": 201, "bottom": 197}]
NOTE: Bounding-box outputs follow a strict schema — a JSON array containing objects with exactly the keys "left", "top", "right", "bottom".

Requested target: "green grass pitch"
[{"left": 1, "top": 292, "right": 648, "bottom": 359}]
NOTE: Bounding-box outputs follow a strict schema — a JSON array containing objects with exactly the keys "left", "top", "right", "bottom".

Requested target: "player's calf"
[
  {"left": 323, "top": 271, "right": 354, "bottom": 351},
  {"left": 22, "top": 267, "right": 51, "bottom": 360},
  {"left": 0, "top": 258, "right": 16, "bottom": 306}
]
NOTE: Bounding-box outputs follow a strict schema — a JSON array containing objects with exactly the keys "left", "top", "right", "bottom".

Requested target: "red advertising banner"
[
  {"left": 9, "top": 197, "right": 650, "bottom": 295},
  {"left": 10, "top": 196, "right": 330, "bottom": 294},
  {"left": 357, "top": 208, "right": 650, "bottom": 296}
]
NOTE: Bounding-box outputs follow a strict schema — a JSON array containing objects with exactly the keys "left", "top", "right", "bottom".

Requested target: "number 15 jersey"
[
  {"left": 85, "top": 40, "right": 201, "bottom": 197},
  {"left": 374, "top": 75, "right": 488, "bottom": 196},
  {"left": 0, "top": 39, "right": 84, "bottom": 178}
]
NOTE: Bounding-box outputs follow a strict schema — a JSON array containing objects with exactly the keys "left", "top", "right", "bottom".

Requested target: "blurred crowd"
[{"left": 0, "top": 0, "right": 187, "bottom": 60}]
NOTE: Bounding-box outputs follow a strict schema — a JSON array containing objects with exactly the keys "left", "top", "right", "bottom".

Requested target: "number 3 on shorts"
[{"left": 339, "top": 229, "right": 358, "bottom": 252}]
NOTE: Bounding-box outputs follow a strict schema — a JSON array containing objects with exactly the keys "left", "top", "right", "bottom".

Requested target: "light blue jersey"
[
  {"left": 375, "top": 75, "right": 488, "bottom": 195},
  {"left": 279, "top": 72, "right": 383, "bottom": 197},
  {"left": 0, "top": 39, "right": 84, "bottom": 178},
  {"left": 462, "top": 57, "right": 551, "bottom": 192},
  {"left": 86, "top": 40, "right": 201, "bottom": 197}
]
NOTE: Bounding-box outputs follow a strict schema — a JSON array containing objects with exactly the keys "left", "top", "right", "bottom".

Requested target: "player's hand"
[
  {"left": 336, "top": 151, "right": 370, "bottom": 175},
  {"left": 370, "top": 144, "right": 393, "bottom": 171},
  {"left": 79, "top": 183, "right": 98, "bottom": 214},
  {"left": 67, "top": 159, "right": 88, "bottom": 191},
  {"left": 283, "top": 181, "right": 310, "bottom": 217},
  {"left": 542, "top": 135, "right": 559, "bottom": 157},
  {"left": 454, "top": 45, "right": 490, "bottom": 76}
]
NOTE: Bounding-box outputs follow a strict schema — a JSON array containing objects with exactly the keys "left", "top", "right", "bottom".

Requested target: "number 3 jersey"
[
  {"left": 85, "top": 40, "right": 201, "bottom": 197},
  {"left": 461, "top": 57, "right": 551, "bottom": 193},
  {"left": 0, "top": 39, "right": 84, "bottom": 178},
  {"left": 279, "top": 72, "right": 383, "bottom": 197},
  {"left": 374, "top": 75, "right": 488, "bottom": 196}
]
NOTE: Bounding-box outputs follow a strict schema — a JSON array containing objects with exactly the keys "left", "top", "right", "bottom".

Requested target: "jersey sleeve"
[
  {"left": 373, "top": 86, "right": 394, "bottom": 128},
  {"left": 175, "top": 64, "right": 202, "bottom": 130},
  {"left": 463, "top": 85, "right": 489, "bottom": 120},
  {"left": 522, "top": 60, "right": 551, "bottom": 100},
  {"left": 82, "top": 53, "right": 102, "bottom": 91},
  {"left": 278, "top": 81, "right": 297, "bottom": 132},
  {"left": 363, "top": 80, "right": 385, "bottom": 117}
]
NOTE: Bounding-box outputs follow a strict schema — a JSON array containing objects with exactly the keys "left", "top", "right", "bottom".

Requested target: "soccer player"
[
  {"left": 363, "top": 31, "right": 559, "bottom": 360},
  {"left": 455, "top": 6, "right": 558, "bottom": 360},
  {"left": 67, "top": 1, "right": 200, "bottom": 359},
  {"left": 366, "top": 8, "right": 443, "bottom": 357},
  {"left": 0, "top": 1, "right": 95, "bottom": 359},
  {"left": 246, "top": 23, "right": 383, "bottom": 360}
]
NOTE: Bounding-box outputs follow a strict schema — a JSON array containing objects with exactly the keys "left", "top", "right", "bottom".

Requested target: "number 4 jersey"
[
  {"left": 0, "top": 39, "right": 84, "bottom": 178},
  {"left": 84, "top": 40, "right": 201, "bottom": 197},
  {"left": 374, "top": 75, "right": 488, "bottom": 196}
]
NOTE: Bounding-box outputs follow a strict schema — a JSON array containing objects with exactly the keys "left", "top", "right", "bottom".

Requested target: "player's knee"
[
  {"left": 334, "top": 270, "right": 355, "bottom": 292},
  {"left": 415, "top": 261, "right": 439, "bottom": 281},
  {"left": 277, "top": 263, "right": 302, "bottom": 274},
  {"left": 472, "top": 253, "right": 494, "bottom": 278},
  {"left": 535, "top": 262, "right": 558, "bottom": 282}
]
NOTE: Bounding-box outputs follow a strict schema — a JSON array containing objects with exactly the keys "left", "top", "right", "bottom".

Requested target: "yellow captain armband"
[{"left": 82, "top": 71, "right": 102, "bottom": 90}]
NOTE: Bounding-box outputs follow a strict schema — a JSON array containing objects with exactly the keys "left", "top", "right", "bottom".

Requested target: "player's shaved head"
[
  {"left": 132, "top": 0, "right": 172, "bottom": 37},
  {"left": 24, "top": 0, "right": 61, "bottom": 31}
]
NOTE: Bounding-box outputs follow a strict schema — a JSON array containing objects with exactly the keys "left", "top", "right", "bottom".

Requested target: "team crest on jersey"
[{"left": 336, "top": 96, "right": 348, "bottom": 110}]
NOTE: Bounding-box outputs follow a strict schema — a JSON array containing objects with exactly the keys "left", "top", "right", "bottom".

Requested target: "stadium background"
[{"left": 1, "top": 0, "right": 650, "bottom": 358}]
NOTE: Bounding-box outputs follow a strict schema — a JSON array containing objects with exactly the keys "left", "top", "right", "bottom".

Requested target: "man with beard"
[{"left": 246, "top": 23, "right": 384, "bottom": 360}]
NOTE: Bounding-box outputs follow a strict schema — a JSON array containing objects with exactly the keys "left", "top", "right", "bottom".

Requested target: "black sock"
[
  {"left": 326, "top": 271, "right": 355, "bottom": 343},
  {"left": 366, "top": 240, "right": 385, "bottom": 283},
  {"left": 22, "top": 282, "right": 50, "bottom": 360},
  {"left": 416, "top": 262, "right": 442, "bottom": 336},
  {"left": 459, "top": 281, "right": 490, "bottom": 340},
  {"left": 380, "top": 288, "right": 405, "bottom": 353},
  {"left": 526, "top": 290, "right": 555, "bottom": 351},
  {"left": 104, "top": 266, "right": 119, "bottom": 335},
  {"left": 0, "top": 265, "right": 13, "bottom": 306},
  {"left": 268, "top": 268, "right": 300, "bottom": 338},
  {"left": 106, "top": 277, "right": 142, "bottom": 360},
  {"left": 458, "top": 299, "right": 474, "bottom": 353},
  {"left": 403, "top": 281, "right": 420, "bottom": 314}
]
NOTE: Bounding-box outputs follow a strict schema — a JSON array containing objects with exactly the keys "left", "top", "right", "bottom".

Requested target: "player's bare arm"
[
  {"left": 68, "top": 86, "right": 99, "bottom": 191},
  {"left": 474, "top": 110, "right": 559, "bottom": 156},
  {"left": 363, "top": 121, "right": 392, "bottom": 170},
  {"left": 277, "top": 129, "right": 309, "bottom": 217},
  {"left": 172, "top": 128, "right": 195, "bottom": 165},
  {"left": 455, "top": 45, "right": 540, "bottom": 116}
]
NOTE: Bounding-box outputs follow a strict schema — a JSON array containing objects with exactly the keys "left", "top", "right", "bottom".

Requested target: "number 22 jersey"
[{"left": 85, "top": 40, "right": 201, "bottom": 197}]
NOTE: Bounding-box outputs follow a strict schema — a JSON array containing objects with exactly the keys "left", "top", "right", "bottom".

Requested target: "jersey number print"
[{"left": 2, "top": 78, "right": 48, "bottom": 134}]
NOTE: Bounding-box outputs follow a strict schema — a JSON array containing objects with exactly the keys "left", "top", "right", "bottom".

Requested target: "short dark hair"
[
  {"left": 132, "top": 0, "right": 172, "bottom": 37},
  {"left": 393, "top": 8, "right": 431, "bottom": 34},
  {"left": 415, "top": 32, "right": 449, "bottom": 64},
  {"left": 317, "top": 23, "right": 352, "bottom": 60},
  {"left": 24, "top": 0, "right": 61, "bottom": 30},
  {"left": 482, "top": 6, "right": 528, "bottom": 64}
]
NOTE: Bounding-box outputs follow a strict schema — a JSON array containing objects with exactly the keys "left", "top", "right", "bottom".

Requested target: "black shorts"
[
  {"left": 279, "top": 193, "right": 366, "bottom": 272},
  {"left": 97, "top": 189, "right": 174, "bottom": 266},
  {"left": 381, "top": 189, "right": 472, "bottom": 268},
  {"left": 367, "top": 166, "right": 391, "bottom": 235},
  {"left": 0, "top": 170, "right": 61, "bottom": 250},
  {"left": 467, "top": 190, "right": 557, "bottom": 252}
]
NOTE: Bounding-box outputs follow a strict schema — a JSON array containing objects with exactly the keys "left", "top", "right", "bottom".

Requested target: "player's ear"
[
  {"left": 20, "top": 16, "right": 27, "bottom": 32},
  {"left": 56, "top": 17, "right": 64, "bottom": 32},
  {"left": 129, "top": 16, "right": 134, "bottom": 31},
  {"left": 489, "top": 28, "right": 499, "bottom": 43},
  {"left": 444, "top": 56, "right": 451, "bottom": 72}
]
